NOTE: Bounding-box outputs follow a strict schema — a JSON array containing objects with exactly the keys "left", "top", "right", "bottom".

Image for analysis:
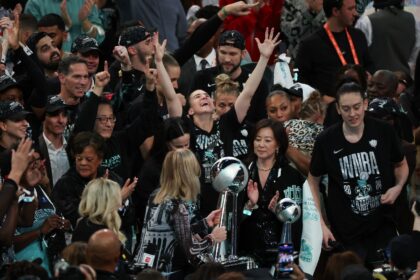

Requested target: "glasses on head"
[{"left": 96, "top": 116, "right": 116, "bottom": 124}]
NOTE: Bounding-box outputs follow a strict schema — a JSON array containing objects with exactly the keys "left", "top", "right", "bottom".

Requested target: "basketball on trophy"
[{"left": 210, "top": 156, "right": 249, "bottom": 194}]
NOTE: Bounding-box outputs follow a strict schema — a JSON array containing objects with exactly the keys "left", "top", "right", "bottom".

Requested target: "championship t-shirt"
[{"left": 310, "top": 117, "right": 404, "bottom": 242}]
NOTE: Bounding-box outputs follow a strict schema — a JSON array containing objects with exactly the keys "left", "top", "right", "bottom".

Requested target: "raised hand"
[
  {"left": 78, "top": 0, "right": 95, "bottom": 22},
  {"left": 144, "top": 63, "right": 157, "bottom": 91},
  {"left": 1, "top": 15, "right": 16, "bottom": 60},
  {"left": 60, "top": 0, "right": 72, "bottom": 29},
  {"left": 153, "top": 32, "right": 166, "bottom": 63},
  {"left": 8, "top": 138, "right": 34, "bottom": 184},
  {"left": 13, "top": 3, "right": 23, "bottom": 15},
  {"left": 268, "top": 191, "right": 280, "bottom": 213},
  {"left": 112, "top": 46, "right": 131, "bottom": 69},
  {"left": 223, "top": 1, "right": 259, "bottom": 17},
  {"left": 256, "top": 27, "right": 281, "bottom": 59},
  {"left": 94, "top": 60, "right": 110, "bottom": 90},
  {"left": 121, "top": 177, "right": 138, "bottom": 201},
  {"left": 247, "top": 179, "right": 259, "bottom": 206}
]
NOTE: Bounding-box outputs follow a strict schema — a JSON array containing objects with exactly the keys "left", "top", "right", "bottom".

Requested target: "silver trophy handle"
[{"left": 212, "top": 191, "right": 228, "bottom": 261}]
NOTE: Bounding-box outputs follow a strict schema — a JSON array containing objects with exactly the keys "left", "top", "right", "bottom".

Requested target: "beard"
[
  {"left": 220, "top": 61, "right": 241, "bottom": 75},
  {"left": 42, "top": 51, "right": 61, "bottom": 71},
  {"left": 138, "top": 52, "right": 152, "bottom": 65}
]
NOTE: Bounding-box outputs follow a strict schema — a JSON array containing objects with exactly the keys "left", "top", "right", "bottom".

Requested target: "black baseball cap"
[
  {"left": 45, "top": 95, "right": 68, "bottom": 114},
  {"left": 219, "top": 30, "right": 245, "bottom": 50},
  {"left": 0, "top": 101, "right": 30, "bottom": 121},
  {"left": 0, "top": 74, "right": 23, "bottom": 93},
  {"left": 118, "top": 25, "right": 152, "bottom": 47},
  {"left": 71, "top": 34, "right": 102, "bottom": 54},
  {"left": 367, "top": 97, "right": 403, "bottom": 118}
]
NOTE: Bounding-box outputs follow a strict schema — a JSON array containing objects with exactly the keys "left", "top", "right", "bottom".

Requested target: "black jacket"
[{"left": 51, "top": 167, "right": 123, "bottom": 227}]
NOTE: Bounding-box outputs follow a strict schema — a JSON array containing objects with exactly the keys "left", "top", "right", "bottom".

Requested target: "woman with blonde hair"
[
  {"left": 72, "top": 178, "right": 126, "bottom": 243},
  {"left": 212, "top": 74, "right": 251, "bottom": 161},
  {"left": 284, "top": 90, "right": 326, "bottom": 157},
  {"left": 134, "top": 149, "right": 226, "bottom": 280}
]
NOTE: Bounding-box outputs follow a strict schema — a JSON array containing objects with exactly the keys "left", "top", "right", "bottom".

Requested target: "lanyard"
[{"left": 323, "top": 23, "right": 360, "bottom": 66}]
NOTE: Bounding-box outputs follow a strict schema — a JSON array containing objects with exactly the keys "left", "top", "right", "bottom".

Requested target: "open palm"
[{"left": 255, "top": 27, "right": 281, "bottom": 59}]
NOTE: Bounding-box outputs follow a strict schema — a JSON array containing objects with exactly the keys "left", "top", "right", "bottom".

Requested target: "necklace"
[{"left": 257, "top": 161, "right": 275, "bottom": 172}]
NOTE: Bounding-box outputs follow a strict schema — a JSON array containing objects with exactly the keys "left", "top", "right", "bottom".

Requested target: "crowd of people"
[{"left": 0, "top": 0, "right": 420, "bottom": 279}]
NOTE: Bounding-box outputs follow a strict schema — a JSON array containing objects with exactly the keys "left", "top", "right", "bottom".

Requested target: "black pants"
[{"left": 343, "top": 221, "right": 397, "bottom": 266}]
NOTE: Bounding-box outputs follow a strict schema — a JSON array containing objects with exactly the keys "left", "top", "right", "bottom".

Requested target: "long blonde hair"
[
  {"left": 79, "top": 178, "right": 126, "bottom": 242},
  {"left": 153, "top": 149, "right": 201, "bottom": 204}
]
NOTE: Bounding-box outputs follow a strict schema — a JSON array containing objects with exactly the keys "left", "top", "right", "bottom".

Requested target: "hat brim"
[
  {"left": 3, "top": 111, "right": 30, "bottom": 121},
  {"left": 0, "top": 82, "right": 22, "bottom": 93},
  {"left": 45, "top": 105, "right": 69, "bottom": 114},
  {"left": 78, "top": 47, "right": 102, "bottom": 55}
]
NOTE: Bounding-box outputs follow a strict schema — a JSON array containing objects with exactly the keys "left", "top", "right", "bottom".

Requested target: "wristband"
[
  {"left": 21, "top": 195, "right": 35, "bottom": 203},
  {"left": 221, "top": 7, "right": 228, "bottom": 17},
  {"left": 85, "top": 25, "right": 95, "bottom": 35},
  {"left": 243, "top": 209, "right": 252, "bottom": 216}
]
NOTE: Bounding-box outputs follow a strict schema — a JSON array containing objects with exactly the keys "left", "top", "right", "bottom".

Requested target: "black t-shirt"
[
  {"left": 187, "top": 108, "right": 242, "bottom": 216},
  {"left": 310, "top": 117, "right": 404, "bottom": 242},
  {"left": 72, "top": 217, "right": 107, "bottom": 242},
  {"left": 295, "top": 27, "right": 373, "bottom": 97},
  {"left": 231, "top": 122, "right": 252, "bottom": 161}
]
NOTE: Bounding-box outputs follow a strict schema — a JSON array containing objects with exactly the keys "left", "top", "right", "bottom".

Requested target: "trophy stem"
[
  {"left": 280, "top": 222, "right": 292, "bottom": 245},
  {"left": 213, "top": 191, "right": 228, "bottom": 261},
  {"left": 230, "top": 192, "right": 238, "bottom": 258}
]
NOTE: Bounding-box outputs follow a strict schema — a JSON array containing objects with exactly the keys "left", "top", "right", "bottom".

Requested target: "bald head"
[
  {"left": 368, "top": 70, "right": 398, "bottom": 99},
  {"left": 87, "top": 229, "right": 121, "bottom": 271}
]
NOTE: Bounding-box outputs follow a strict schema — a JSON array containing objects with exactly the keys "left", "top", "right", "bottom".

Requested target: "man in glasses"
[{"left": 37, "top": 95, "right": 70, "bottom": 187}]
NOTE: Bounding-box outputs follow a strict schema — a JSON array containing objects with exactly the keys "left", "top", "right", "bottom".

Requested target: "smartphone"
[{"left": 277, "top": 244, "right": 294, "bottom": 274}]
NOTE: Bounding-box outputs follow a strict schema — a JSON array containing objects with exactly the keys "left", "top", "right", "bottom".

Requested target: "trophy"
[
  {"left": 208, "top": 157, "right": 257, "bottom": 270},
  {"left": 273, "top": 198, "right": 301, "bottom": 279}
]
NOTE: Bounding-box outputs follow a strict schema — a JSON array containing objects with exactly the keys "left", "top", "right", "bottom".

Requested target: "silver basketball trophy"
[
  {"left": 208, "top": 157, "right": 257, "bottom": 270},
  {"left": 272, "top": 198, "right": 301, "bottom": 279}
]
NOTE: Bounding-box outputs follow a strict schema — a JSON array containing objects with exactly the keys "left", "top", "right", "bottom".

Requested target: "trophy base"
[{"left": 217, "top": 256, "right": 258, "bottom": 271}]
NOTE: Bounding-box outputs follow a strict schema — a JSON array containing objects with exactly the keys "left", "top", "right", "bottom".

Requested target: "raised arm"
[
  {"left": 235, "top": 28, "right": 280, "bottom": 123},
  {"left": 174, "top": 1, "right": 258, "bottom": 66},
  {"left": 154, "top": 34, "right": 182, "bottom": 117}
]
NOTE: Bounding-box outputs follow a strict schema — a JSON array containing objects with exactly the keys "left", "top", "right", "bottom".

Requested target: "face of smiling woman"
[
  {"left": 336, "top": 91, "right": 368, "bottom": 130},
  {"left": 75, "top": 145, "right": 102, "bottom": 179}
]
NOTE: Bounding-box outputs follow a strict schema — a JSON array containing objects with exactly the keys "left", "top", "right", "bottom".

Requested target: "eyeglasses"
[{"left": 96, "top": 116, "right": 116, "bottom": 124}]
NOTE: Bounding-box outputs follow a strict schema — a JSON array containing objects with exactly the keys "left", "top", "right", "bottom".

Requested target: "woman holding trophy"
[
  {"left": 134, "top": 149, "right": 227, "bottom": 279},
  {"left": 239, "top": 119, "right": 305, "bottom": 266}
]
